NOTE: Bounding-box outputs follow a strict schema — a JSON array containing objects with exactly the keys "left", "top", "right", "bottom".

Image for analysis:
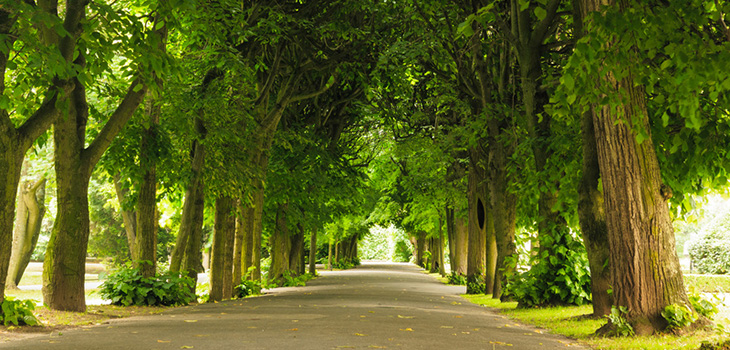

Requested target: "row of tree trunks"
[{"left": 6, "top": 173, "right": 46, "bottom": 289}]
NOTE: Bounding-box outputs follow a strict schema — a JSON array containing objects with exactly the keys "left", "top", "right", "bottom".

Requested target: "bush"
[
  {"left": 99, "top": 264, "right": 195, "bottom": 306},
  {"left": 505, "top": 230, "right": 591, "bottom": 307},
  {"left": 688, "top": 226, "right": 730, "bottom": 274},
  {"left": 661, "top": 303, "right": 698, "bottom": 330},
  {"left": 689, "top": 293, "right": 719, "bottom": 318},
  {"left": 446, "top": 272, "right": 467, "bottom": 286},
  {"left": 394, "top": 240, "right": 412, "bottom": 263},
  {"left": 1, "top": 297, "right": 39, "bottom": 326},
  {"left": 234, "top": 279, "right": 263, "bottom": 298}
]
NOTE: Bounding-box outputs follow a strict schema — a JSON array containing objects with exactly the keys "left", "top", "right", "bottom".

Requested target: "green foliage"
[
  {"left": 506, "top": 230, "right": 591, "bottom": 307},
  {"left": 234, "top": 279, "right": 264, "bottom": 298},
  {"left": 688, "top": 294, "right": 719, "bottom": 319},
  {"left": 99, "top": 264, "right": 195, "bottom": 306},
  {"left": 332, "top": 257, "right": 360, "bottom": 270},
  {"left": 394, "top": 240, "right": 413, "bottom": 263},
  {"left": 446, "top": 272, "right": 467, "bottom": 286},
  {"left": 688, "top": 212, "right": 730, "bottom": 274},
  {"left": 608, "top": 306, "right": 635, "bottom": 337},
  {"left": 1, "top": 297, "right": 39, "bottom": 327},
  {"left": 661, "top": 303, "right": 698, "bottom": 330},
  {"left": 281, "top": 271, "right": 315, "bottom": 287}
]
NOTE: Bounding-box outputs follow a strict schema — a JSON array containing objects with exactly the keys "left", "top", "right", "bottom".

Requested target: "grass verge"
[{"left": 462, "top": 294, "right": 730, "bottom": 350}]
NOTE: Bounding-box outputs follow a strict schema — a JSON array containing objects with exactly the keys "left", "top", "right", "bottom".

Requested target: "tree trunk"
[
  {"left": 233, "top": 201, "right": 244, "bottom": 284},
  {"left": 584, "top": 0, "right": 689, "bottom": 335},
  {"left": 113, "top": 173, "right": 137, "bottom": 261},
  {"left": 289, "top": 223, "right": 304, "bottom": 276},
  {"left": 239, "top": 205, "right": 255, "bottom": 280},
  {"left": 447, "top": 207, "right": 468, "bottom": 275},
  {"left": 309, "top": 226, "right": 317, "bottom": 275},
  {"left": 170, "top": 140, "right": 205, "bottom": 274},
  {"left": 269, "top": 203, "right": 291, "bottom": 284},
  {"left": 485, "top": 204, "right": 497, "bottom": 293},
  {"left": 6, "top": 176, "right": 46, "bottom": 289},
  {"left": 572, "top": 0, "right": 612, "bottom": 318},
  {"left": 210, "top": 196, "right": 235, "bottom": 302},
  {"left": 466, "top": 148, "right": 487, "bottom": 294},
  {"left": 415, "top": 232, "right": 427, "bottom": 268},
  {"left": 134, "top": 100, "right": 162, "bottom": 278}
]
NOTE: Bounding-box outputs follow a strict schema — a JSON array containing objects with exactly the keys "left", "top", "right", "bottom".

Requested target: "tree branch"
[{"left": 83, "top": 78, "right": 147, "bottom": 168}]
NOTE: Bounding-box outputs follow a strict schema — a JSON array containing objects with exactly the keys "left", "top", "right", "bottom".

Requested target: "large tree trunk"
[
  {"left": 572, "top": 0, "right": 612, "bottom": 318},
  {"left": 309, "top": 226, "right": 317, "bottom": 275},
  {"left": 269, "top": 203, "right": 291, "bottom": 284},
  {"left": 584, "top": 0, "right": 689, "bottom": 335},
  {"left": 210, "top": 196, "right": 235, "bottom": 302},
  {"left": 239, "top": 205, "right": 255, "bottom": 280},
  {"left": 414, "top": 232, "right": 427, "bottom": 268},
  {"left": 44, "top": 80, "right": 94, "bottom": 312},
  {"left": 6, "top": 176, "right": 46, "bottom": 289},
  {"left": 466, "top": 148, "right": 488, "bottom": 294}
]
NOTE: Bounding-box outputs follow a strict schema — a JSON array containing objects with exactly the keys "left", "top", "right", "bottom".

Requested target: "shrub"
[
  {"left": 234, "top": 279, "right": 263, "bottom": 298},
  {"left": 447, "top": 272, "right": 467, "bottom": 286},
  {"left": 505, "top": 230, "right": 591, "bottom": 307},
  {"left": 689, "top": 293, "right": 719, "bottom": 318},
  {"left": 688, "top": 228, "right": 730, "bottom": 274},
  {"left": 99, "top": 264, "right": 195, "bottom": 306},
  {"left": 661, "top": 303, "right": 698, "bottom": 330},
  {"left": 608, "top": 306, "right": 634, "bottom": 337},
  {"left": 1, "top": 297, "right": 39, "bottom": 326}
]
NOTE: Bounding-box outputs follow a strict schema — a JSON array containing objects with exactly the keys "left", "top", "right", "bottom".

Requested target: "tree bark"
[
  {"left": 289, "top": 223, "right": 305, "bottom": 276},
  {"left": 447, "top": 207, "right": 468, "bottom": 275},
  {"left": 269, "top": 203, "right": 291, "bottom": 284},
  {"left": 573, "top": 0, "right": 612, "bottom": 317},
  {"left": 309, "top": 226, "right": 317, "bottom": 275},
  {"left": 584, "top": 0, "right": 690, "bottom": 334},
  {"left": 210, "top": 196, "right": 235, "bottom": 302},
  {"left": 170, "top": 140, "right": 205, "bottom": 274},
  {"left": 466, "top": 147, "right": 488, "bottom": 294},
  {"left": 6, "top": 176, "right": 46, "bottom": 289}
]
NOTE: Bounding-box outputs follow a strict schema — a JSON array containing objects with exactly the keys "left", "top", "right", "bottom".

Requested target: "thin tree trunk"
[
  {"left": 309, "top": 226, "right": 317, "bottom": 275},
  {"left": 585, "top": 0, "right": 689, "bottom": 335},
  {"left": 485, "top": 204, "right": 497, "bottom": 293},
  {"left": 233, "top": 201, "right": 244, "bottom": 284},
  {"left": 170, "top": 140, "right": 205, "bottom": 273},
  {"left": 113, "top": 173, "right": 137, "bottom": 260},
  {"left": 415, "top": 232, "right": 427, "bottom": 268}
]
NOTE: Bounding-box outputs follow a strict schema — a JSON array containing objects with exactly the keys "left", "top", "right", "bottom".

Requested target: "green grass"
[
  {"left": 685, "top": 275, "right": 730, "bottom": 293},
  {"left": 462, "top": 294, "right": 730, "bottom": 350}
]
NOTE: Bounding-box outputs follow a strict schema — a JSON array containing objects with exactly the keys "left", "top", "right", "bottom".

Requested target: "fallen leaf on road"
[
  {"left": 440, "top": 326, "right": 453, "bottom": 329},
  {"left": 288, "top": 328, "right": 299, "bottom": 331},
  {"left": 489, "top": 341, "right": 513, "bottom": 346},
  {"left": 184, "top": 320, "right": 198, "bottom": 323},
  {"left": 397, "top": 315, "right": 414, "bottom": 319},
  {"left": 368, "top": 346, "right": 386, "bottom": 348},
  {"left": 354, "top": 333, "right": 366, "bottom": 336},
  {"left": 453, "top": 316, "right": 462, "bottom": 318},
  {"left": 158, "top": 340, "right": 171, "bottom": 343},
  {"left": 399, "top": 328, "right": 413, "bottom": 332},
  {"left": 451, "top": 301, "right": 461, "bottom": 305},
  {"left": 181, "top": 346, "right": 194, "bottom": 349}
]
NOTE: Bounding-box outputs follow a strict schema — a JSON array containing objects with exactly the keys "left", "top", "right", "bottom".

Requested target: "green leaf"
[{"left": 534, "top": 6, "right": 546, "bottom": 21}]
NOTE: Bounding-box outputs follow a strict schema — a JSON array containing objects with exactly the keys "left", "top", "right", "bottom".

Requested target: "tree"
[
  {"left": 43, "top": 0, "right": 168, "bottom": 312},
  {"left": 0, "top": 0, "right": 83, "bottom": 310}
]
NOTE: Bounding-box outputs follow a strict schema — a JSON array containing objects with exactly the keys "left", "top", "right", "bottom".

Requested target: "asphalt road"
[{"left": 0, "top": 262, "right": 585, "bottom": 349}]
